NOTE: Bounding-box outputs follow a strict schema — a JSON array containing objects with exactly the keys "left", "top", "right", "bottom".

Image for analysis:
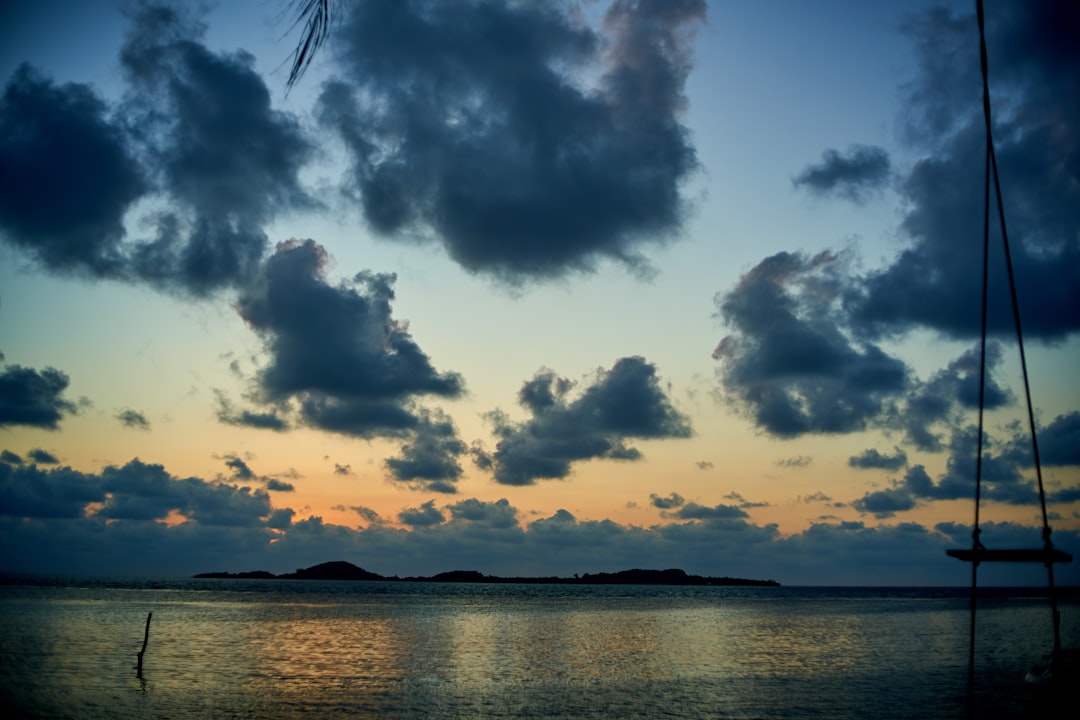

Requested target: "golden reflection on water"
[
  {"left": 6, "top": 586, "right": 1071, "bottom": 719},
  {"left": 215, "top": 599, "right": 924, "bottom": 694}
]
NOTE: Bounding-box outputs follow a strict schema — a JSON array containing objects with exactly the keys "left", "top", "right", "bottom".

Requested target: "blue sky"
[{"left": 1, "top": 0, "right": 1077, "bottom": 585}]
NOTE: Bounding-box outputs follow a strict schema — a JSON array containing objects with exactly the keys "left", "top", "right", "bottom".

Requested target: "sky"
[{"left": 1, "top": 0, "right": 1077, "bottom": 586}]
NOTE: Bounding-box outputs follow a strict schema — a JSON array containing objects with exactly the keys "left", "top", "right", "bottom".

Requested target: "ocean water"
[{"left": 0, "top": 577, "right": 1075, "bottom": 719}]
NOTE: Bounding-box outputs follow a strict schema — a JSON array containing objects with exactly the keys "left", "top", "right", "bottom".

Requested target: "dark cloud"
[
  {"left": 233, "top": 239, "right": 464, "bottom": 439},
  {"left": 397, "top": 499, "right": 446, "bottom": 528},
  {"left": 717, "top": 1, "right": 1078, "bottom": 447},
  {"left": 0, "top": 3, "right": 315, "bottom": 296},
  {"left": 266, "top": 507, "right": 295, "bottom": 529},
  {"left": 999, "top": 412, "right": 1080, "bottom": 469},
  {"left": 889, "top": 342, "right": 1011, "bottom": 452},
  {"left": 1, "top": 450, "right": 23, "bottom": 465},
  {"left": 2, "top": 452, "right": 1075, "bottom": 584},
  {"left": 335, "top": 505, "right": 382, "bottom": 525},
  {"left": 849, "top": 1, "right": 1080, "bottom": 341},
  {"left": 851, "top": 416, "right": 1077, "bottom": 518},
  {"left": 792, "top": 144, "right": 891, "bottom": 204},
  {"left": 221, "top": 455, "right": 295, "bottom": 493},
  {"left": 333, "top": 463, "right": 353, "bottom": 476},
  {"left": 849, "top": 447, "right": 908, "bottom": 471},
  {"left": 118, "top": 2, "right": 316, "bottom": 296},
  {"left": 695, "top": 460, "right": 713, "bottom": 470},
  {"left": 0, "top": 65, "right": 145, "bottom": 278},
  {"left": 214, "top": 391, "right": 290, "bottom": 431},
  {"left": 0, "top": 461, "right": 107, "bottom": 519},
  {"left": 97, "top": 459, "right": 273, "bottom": 526},
  {"left": 317, "top": 0, "right": 705, "bottom": 283},
  {"left": 116, "top": 408, "right": 150, "bottom": 430},
  {"left": 713, "top": 251, "right": 1025, "bottom": 446},
  {"left": 0, "top": 456, "right": 273, "bottom": 527},
  {"left": 384, "top": 409, "right": 467, "bottom": 493},
  {"left": 28, "top": 448, "right": 60, "bottom": 464},
  {"left": 223, "top": 455, "right": 255, "bottom": 481},
  {"left": 649, "top": 492, "right": 685, "bottom": 510},
  {"left": 0, "top": 363, "right": 78, "bottom": 429},
  {"left": 446, "top": 498, "right": 518, "bottom": 530},
  {"left": 714, "top": 252, "right": 909, "bottom": 438},
  {"left": 1034, "top": 412, "right": 1080, "bottom": 468},
  {"left": 478, "top": 357, "right": 691, "bottom": 485},
  {"left": 851, "top": 481, "right": 920, "bottom": 519},
  {"left": 672, "top": 502, "right": 748, "bottom": 521}
]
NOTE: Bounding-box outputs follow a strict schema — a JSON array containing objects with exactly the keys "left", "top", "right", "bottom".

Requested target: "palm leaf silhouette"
[{"left": 283, "top": 0, "right": 343, "bottom": 90}]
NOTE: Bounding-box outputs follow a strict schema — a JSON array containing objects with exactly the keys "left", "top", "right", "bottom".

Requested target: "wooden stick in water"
[{"left": 136, "top": 612, "right": 152, "bottom": 678}]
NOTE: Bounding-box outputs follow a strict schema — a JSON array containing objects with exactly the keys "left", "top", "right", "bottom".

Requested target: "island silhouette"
[{"left": 195, "top": 560, "right": 779, "bottom": 586}]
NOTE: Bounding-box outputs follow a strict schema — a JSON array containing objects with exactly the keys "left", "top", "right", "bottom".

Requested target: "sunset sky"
[{"left": 1, "top": 0, "right": 1077, "bottom": 585}]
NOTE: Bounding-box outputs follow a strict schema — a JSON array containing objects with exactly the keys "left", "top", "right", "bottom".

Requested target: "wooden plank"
[{"left": 946, "top": 548, "right": 1073, "bottom": 564}]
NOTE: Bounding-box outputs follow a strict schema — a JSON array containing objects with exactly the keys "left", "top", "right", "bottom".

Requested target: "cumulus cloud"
[
  {"left": 889, "top": 342, "right": 1011, "bottom": 452},
  {"left": 223, "top": 455, "right": 256, "bottom": 481},
  {"left": 0, "top": 456, "right": 273, "bottom": 526},
  {"left": 672, "top": 502, "right": 748, "bottom": 521},
  {"left": 848, "top": 1, "right": 1080, "bottom": 341},
  {"left": 0, "top": 2, "right": 315, "bottom": 296},
  {"left": 220, "top": 454, "right": 295, "bottom": 493},
  {"left": 214, "top": 391, "right": 289, "bottom": 431},
  {"left": 2, "top": 450, "right": 1076, "bottom": 584},
  {"left": 476, "top": 357, "right": 692, "bottom": 485},
  {"left": 384, "top": 409, "right": 468, "bottom": 493},
  {"left": 317, "top": 0, "right": 705, "bottom": 283},
  {"left": 397, "top": 499, "right": 446, "bottom": 528},
  {"left": 714, "top": 0, "right": 1078, "bottom": 468},
  {"left": 28, "top": 448, "right": 60, "bottom": 464},
  {"left": 0, "top": 363, "right": 78, "bottom": 429},
  {"left": 713, "top": 251, "right": 909, "bottom": 438},
  {"left": 265, "top": 478, "right": 295, "bottom": 492},
  {"left": 221, "top": 239, "right": 469, "bottom": 466},
  {"left": 793, "top": 144, "right": 891, "bottom": 203},
  {"left": 1001, "top": 411, "right": 1080, "bottom": 468},
  {"left": 118, "top": 2, "right": 315, "bottom": 296},
  {"left": 650, "top": 492, "right": 685, "bottom": 510},
  {"left": 853, "top": 418, "right": 1079, "bottom": 519},
  {"left": 446, "top": 498, "right": 518, "bottom": 529},
  {"left": 116, "top": 408, "right": 150, "bottom": 430},
  {"left": 0, "top": 65, "right": 145, "bottom": 278},
  {"left": 849, "top": 447, "right": 908, "bottom": 471},
  {"left": 1040, "top": 414, "right": 1080, "bottom": 467},
  {"left": 712, "top": 248, "right": 1026, "bottom": 449},
  {"left": 334, "top": 505, "right": 382, "bottom": 525}
]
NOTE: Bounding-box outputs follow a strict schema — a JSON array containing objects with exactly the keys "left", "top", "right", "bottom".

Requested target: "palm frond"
[{"left": 283, "top": 0, "right": 341, "bottom": 91}]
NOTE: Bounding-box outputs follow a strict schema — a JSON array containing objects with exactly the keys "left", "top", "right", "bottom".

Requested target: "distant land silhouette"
[{"left": 195, "top": 560, "right": 780, "bottom": 586}]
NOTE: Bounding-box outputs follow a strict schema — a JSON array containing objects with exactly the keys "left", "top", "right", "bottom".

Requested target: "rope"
[
  {"left": 966, "top": 2, "right": 1064, "bottom": 709},
  {"left": 965, "top": 104, "right": 991, "bottom": 718}
]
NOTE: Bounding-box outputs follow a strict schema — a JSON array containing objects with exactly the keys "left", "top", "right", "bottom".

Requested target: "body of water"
[{"left": 1, "top": 576, "right": 1075, "bottom": 718}]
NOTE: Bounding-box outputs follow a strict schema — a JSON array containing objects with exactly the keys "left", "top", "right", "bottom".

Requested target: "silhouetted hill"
[
  {"left": 277, "top": 561, "right": 385, "bottom": 581},
  {"left": 427, "top": 570, "right": 488, "bottom": 582},
  {"left": 196, "top": 561, "right": 778, "bottom": 586}
]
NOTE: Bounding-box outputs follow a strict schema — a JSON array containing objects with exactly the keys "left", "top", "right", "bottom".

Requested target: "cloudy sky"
[{"left": 1, "top": 0, "right": 1077, "bottom": 585}]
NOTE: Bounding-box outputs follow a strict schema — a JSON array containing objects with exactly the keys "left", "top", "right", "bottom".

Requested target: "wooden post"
[{"left": 136, "top": 612, "right": 152, "bottom": 678}]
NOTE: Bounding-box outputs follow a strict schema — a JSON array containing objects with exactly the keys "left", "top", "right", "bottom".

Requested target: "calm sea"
[{"left": 1, "top": 576, "right": 1075, "bottom": 719}]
